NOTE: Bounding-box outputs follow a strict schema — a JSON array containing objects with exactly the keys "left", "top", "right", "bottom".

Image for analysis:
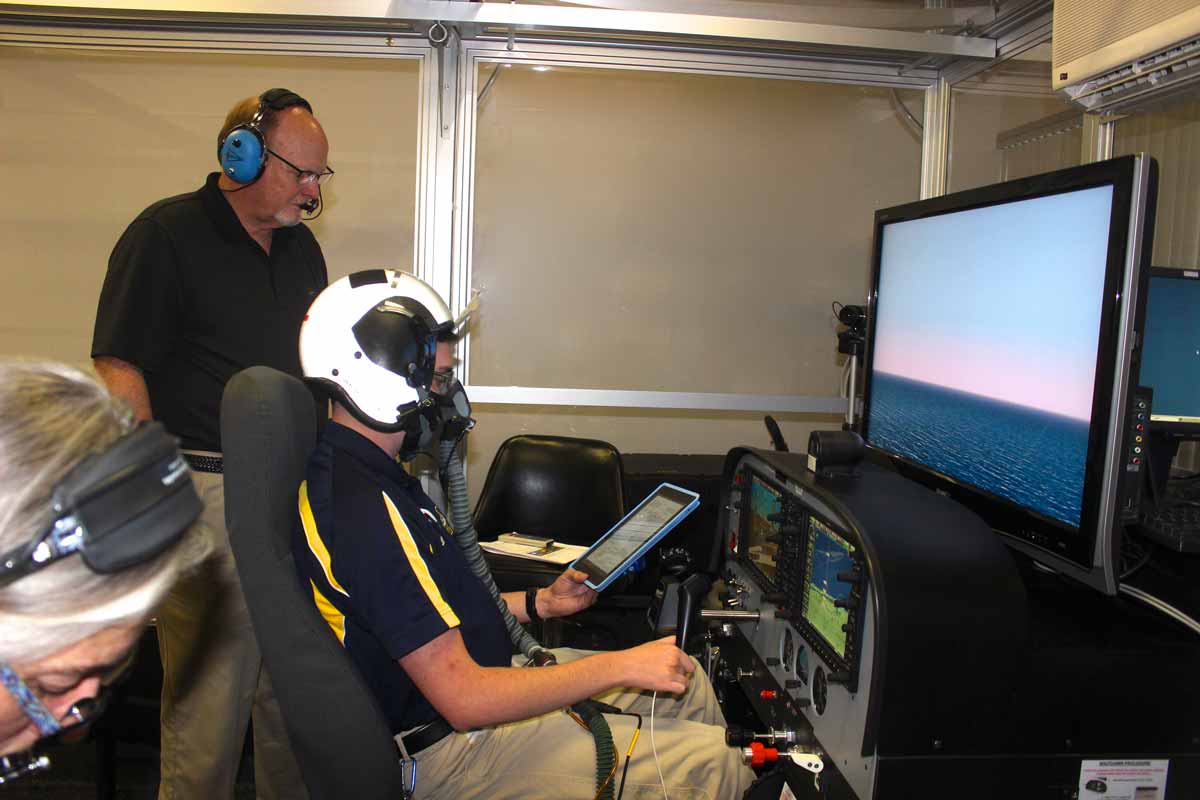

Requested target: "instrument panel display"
[
  {"left": 801, "top": 518, "right": 856, "bottom": 660},
  {"left": 743, "top": 471, "right": 783, "bottom": 586},
  {"left": 734, "top": 462, "right": 866, "bottom": 692}
]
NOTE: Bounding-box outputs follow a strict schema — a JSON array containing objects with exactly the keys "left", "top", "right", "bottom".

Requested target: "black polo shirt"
[
  {"left": 92, "top": 172, "right": 327, "bottom": 451},
  {"left": 293, "top": 422, "right": 513, "bottom": 734}
]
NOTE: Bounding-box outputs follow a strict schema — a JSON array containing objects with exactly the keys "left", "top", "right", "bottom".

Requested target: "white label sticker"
[{"left": 1078, "top": 759, "right": 1169, "bottom": 800}]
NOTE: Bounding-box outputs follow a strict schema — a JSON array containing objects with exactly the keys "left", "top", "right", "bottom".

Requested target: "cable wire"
[
  {"left": 890, "top": 88, "right": 924, "bottom": 133},
  {"left": 1118, "top": 583, "right": 1200, "bottom": 636},
  {"left": 614, "top": 712, "right": 642, "bottom": 800},
  {"left": 477, "top": 62, "right": 503, "bottom": 107},
  {"left": 650, "top": 692, "right": 667, "bottom": 800}
]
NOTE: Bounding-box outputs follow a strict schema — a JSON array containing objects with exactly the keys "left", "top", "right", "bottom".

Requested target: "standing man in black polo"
[{"left": 91, "top": 88, "right": 331, "bottom": 800}]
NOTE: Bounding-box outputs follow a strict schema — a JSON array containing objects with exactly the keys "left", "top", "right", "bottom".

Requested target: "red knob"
[{"left": 748, "top": 742, "right": 779, "bottom": 767}]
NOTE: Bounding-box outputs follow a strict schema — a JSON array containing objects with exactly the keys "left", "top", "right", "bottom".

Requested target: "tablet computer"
[{"left": 570, "top": 482, "right": 701, "bottom": 591}]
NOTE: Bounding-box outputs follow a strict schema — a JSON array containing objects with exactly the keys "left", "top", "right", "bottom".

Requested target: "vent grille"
[
  {"left": 1053, "top": 0, "right": 1200, "bottom": 67},
  {"left": 1062, "top": 35, "right": 1200, "bottom": 111}
]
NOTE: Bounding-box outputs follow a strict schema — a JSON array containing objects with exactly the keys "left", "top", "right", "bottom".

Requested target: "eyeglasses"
[
  {"left": 431, "top": 368, "right": 456, "bottom": 394},
  {"left": 267, "top": 148, "right": 335, "bottom": 186},
  {"left": 0, "top": 646, "right": 139, "bottom": 784},
  {"left": 0, "top": 645, "right": 137, "bottom": 740}
]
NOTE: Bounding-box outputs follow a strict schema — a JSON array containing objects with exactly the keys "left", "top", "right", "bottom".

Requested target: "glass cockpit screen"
[
  {"left": 743, "top": 472, "right": 783, "bottom": 584},
  {"left": 801, "top": 517, "right": 856, "bottom": 660}
]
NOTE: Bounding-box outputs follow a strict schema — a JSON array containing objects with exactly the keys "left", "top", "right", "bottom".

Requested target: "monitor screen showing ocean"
[
  {"left": 868, "top": 372, "right": 1089, "bottom": 527},
  {"left": 866, "top": 184, "right": 1114, "bottom": 531}
]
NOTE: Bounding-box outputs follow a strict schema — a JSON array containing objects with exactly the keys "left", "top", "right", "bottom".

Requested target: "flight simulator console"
[
  {"left": 677, "top": 156, "right": 1200, "bottom": 798},
  {"left": 701, "top": 446, "right": 1200, "bottom": 799}
]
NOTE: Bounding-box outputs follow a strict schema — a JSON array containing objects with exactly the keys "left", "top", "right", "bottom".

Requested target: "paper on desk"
[{"left": 479, "top": 538, "right": 586, "bottom": 565}]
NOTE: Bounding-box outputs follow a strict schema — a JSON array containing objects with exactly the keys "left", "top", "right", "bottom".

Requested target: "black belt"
[
  {"left": 399, "top": 717, "right": 453, "bottom": 755},
  {"left": 183, "top": 453, "right": 223, "bottom": 474}
]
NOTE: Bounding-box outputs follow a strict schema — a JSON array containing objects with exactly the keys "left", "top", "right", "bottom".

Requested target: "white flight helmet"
[{"left": 300, "top": 269, "right": 453, "bottom": 433}]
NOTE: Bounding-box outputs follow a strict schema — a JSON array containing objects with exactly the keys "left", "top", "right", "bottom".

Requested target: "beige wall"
[
  {"left": 470, "top": 66, "right": 923, "bottom": 395},
  {"left": 947, "top": 59, "right": 1078, "bottom": 194},
  {"left": 463, "top": 66, "right": 923, "bottom": 495},
  {"left": 0, "top": 46, "right": 419, "bottom": 366},
  {"left": 948, "top": 90, "right": 1079, "bottom": 194},
  {"left": 1002, "top": 125, "right": 1082, "bottom": 182},
  {"left": 1115, "top": 96, "right": 1200, "bottom": 269}
]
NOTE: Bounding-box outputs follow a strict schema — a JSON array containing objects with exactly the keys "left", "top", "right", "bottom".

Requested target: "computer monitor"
[
  {"left": 1140, "top": 267, "right": 1200, "bottom": 489},
  {"left": 861, "top": 155, "right": 1158, "bottom": 594}
]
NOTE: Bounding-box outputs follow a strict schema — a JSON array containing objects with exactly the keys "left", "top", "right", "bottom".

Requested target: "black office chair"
[
  {"left": 474, "top": 434, "right": 625, "bottom": 585},
  {"left": 474, "top": 434, "right": 650, "bottom": 650},
  {"left": 221, "top": 366, "right": 405, "bottom": 800}
]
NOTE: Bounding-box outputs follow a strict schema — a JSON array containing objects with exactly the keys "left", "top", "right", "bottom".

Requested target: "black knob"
[
  {"left": 836, "top": 565, "right": 862, "bottom": 583},
  {"left": 725, "top": 725, "right": 754, "bottom": 747},
  {"left": 659, "top": 546, "right": 692, "bottom": 578},
  {"left": 834, "top": 597, "right": 858, "bottom": 610},
  {"left": 767, "top": 511, "right": 788, "bottom": 523}
]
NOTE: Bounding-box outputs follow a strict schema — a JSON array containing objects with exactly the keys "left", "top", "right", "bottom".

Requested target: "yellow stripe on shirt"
[
  {"left": 311, "top": 580, "right": 346, "bottom": 644},
  {"left": 298, "top": 480, "right": 348, "bottom": 597},
  {"left": 380, "top": 491, "right": 460, "bottom": 628}
]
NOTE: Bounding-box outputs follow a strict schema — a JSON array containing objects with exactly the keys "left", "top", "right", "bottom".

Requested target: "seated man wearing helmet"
[{"left": 293, "top": 270, "right": 752, "bottom": 799}]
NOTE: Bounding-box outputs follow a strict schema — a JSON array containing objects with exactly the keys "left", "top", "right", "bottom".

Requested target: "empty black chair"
[
  {"left": 221, "top": 366, "right": 404, "bottom": 800},
  {"left": 474, "top": 434, "right": 626, "bottom": 590},
  {"left": 474, "top": 434, "right": 654, "bottom": 649}
]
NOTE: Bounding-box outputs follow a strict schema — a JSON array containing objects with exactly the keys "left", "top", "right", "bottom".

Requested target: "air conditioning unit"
[{"left": 1053, "top": 0, "right": 1200, "bottom": 113}]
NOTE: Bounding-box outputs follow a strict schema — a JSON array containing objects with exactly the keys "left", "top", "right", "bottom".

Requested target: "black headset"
[
  {"left": 217, "top": 88, "right": 312, "bottom": 185},
  {"left": 0, "top": 422, "right": 202, "bottom": 587}
]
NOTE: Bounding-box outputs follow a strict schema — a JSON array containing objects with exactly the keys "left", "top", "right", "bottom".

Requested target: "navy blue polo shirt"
[{"left": 293, "top": 422, "right": 512, "bottom": 734}]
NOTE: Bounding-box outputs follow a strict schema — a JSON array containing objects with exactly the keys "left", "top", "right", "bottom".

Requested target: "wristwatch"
[{"left": 525, "top": 587, "right": 542, "bottom": 623}]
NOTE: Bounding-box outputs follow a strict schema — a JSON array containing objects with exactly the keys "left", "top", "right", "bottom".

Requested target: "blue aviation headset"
[{"left": 216, "top": 87, "right": 313, "bottom": 185}]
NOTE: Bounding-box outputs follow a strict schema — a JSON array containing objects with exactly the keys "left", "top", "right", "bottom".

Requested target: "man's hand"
[
  {"left": 536, "top": 568, "right": 598, "bottom": 620},
  {"left": 614, "top": 636, "right": 694, "bottom": 694}
]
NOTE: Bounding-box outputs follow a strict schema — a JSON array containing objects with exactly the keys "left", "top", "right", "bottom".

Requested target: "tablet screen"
[{"left": 574, "top": 485, "right": 698, "bottom": 587}]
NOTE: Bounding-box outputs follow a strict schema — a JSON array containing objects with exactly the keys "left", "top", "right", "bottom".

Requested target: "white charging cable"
[{"left": 650, "top": 691, "right": 667, "bottom": 800}]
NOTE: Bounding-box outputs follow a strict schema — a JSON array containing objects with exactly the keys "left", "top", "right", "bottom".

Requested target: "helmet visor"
[{"left": 351, "top": 297, "right": 439, "bottom": 390}]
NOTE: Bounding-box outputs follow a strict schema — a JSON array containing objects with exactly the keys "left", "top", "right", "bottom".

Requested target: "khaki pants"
[
  {"left": 409, "top": 648, "right": 753, "bottom": 799},
  {"left": 155, "top": 470, "right": 307, "bottom": 800}
]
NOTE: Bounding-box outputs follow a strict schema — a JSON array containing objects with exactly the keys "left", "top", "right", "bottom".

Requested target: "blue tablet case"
[{"left": 570, "top": 482, "right": 700, "bottom": 591}]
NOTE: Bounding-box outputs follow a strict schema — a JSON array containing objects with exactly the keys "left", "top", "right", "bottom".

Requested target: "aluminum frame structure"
[
  {"left": 0, "top": 0, "right": 1092, "bottom": 414},
  {"left": 451, "top": 36, "right": 943, "bottom": 414}
]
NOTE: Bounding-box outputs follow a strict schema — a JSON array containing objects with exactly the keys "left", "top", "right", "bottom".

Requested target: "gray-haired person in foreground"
[{"left": 0, "top": 360, "right": 208, "bottom": 781}]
